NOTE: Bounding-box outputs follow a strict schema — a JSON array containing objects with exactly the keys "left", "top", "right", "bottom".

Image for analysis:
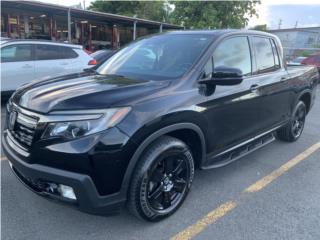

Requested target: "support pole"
[
  {"left": 159, "top": 24, "right": 163, "bottom": 33},
  {"left": 7, "top": 14, "right": 11, "bottom": 38},
  {"left": 67, "top": 8, "right": 71, "bottom": 42},
  {"left": 133, "top": 21, "right": 137, "bottom": 40},
  {"left": 89, "top": 24, "right": 92, "bottom": 51},
  {"left": 17, "top": 15, "right": 21, "bottom": 38}
]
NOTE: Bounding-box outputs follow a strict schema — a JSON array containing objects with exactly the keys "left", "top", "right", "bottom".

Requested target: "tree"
[
  {"left": 250, "top": 24, "right": 267, "bottom": 31},
  {"left": 169, "top": 1, "right": 260, "bottom": 29},
  {"left": 88, "top": 1, "right": 169, "bottom": 22}
]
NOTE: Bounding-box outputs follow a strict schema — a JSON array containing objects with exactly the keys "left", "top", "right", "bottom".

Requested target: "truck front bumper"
[{"left": 2, "top": 133, "right": 126, "bottom": 215}]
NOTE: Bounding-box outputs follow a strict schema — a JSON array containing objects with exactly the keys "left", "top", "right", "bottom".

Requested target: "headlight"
[{"left": 42, "top": 107, "right": 131, "bottom": 139}]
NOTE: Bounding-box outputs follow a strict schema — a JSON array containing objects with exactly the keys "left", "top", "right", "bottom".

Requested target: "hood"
[{"left": 12, "top": 72, "right": 171, "bottom": 113}]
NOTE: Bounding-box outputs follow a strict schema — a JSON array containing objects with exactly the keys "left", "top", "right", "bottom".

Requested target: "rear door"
[
  {"left": 34, "top": 44, "right": 78, "bottom": 80},
  {"left": 1, "top": 43, "right": 35, "bottom": 91},
  {"left": 250, "top": 36, "right": 291, "bottom": 131}
]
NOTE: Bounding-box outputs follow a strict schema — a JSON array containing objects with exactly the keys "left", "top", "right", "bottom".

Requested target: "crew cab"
[{"left": 2, "top": 30, "right": 319, "bottom": 221}]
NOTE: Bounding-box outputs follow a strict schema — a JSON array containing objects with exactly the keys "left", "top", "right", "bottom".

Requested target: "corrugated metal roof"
[{"left": 2, "top": 0, "right": 183, "bottom": 29}]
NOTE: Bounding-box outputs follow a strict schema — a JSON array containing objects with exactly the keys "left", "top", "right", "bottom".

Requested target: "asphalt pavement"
[{"left": 1, "top": 86, "right": 320, "bottom": 240}]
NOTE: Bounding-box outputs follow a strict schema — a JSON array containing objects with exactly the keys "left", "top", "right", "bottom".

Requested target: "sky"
[
  {"left": 248, "top": 0, "right": 320, "bottom": 29},
  {"left": 38, "top": 0, "right": 320, "bottom": 30}
]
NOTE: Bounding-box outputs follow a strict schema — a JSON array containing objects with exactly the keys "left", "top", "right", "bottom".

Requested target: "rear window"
[
  {"left": 35, "top": 44, "right": 78, "bottom": 60},
  {"left": 252, "top": 37, "right": 278, "bottom": 74},
  {"left": 270, "top": 39, "right": 280, "bottom": 68}
]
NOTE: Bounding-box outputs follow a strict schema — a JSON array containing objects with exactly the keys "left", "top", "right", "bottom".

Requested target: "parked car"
[
  {"left": 90, "top": 49, "right": 115, "bottom": 65},
  {"left": 301, "top": 53, "right": 320, "bottom": 74},
  {"left": 287, "top": 56, "right": 307, "bottom": 66},
  {"left": 1, "top": 40, "right": 96, "bottom": 97},
  {"left": 3, "top": 30, "right": 319, "bottom": 221}
]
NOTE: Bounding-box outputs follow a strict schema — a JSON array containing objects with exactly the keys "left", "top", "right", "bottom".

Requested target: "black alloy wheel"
[
  {"left": 277, "top": 101, "right": 307, "bottom": 142},
  {"left": 291, "top": 103, "right": 306, "bottom": 139},
  {"left": 146, "top": 153, "right": 189, "bottom": 213},
  {"left": 128, "top": 136, "right": 194, "bottom": 221}
]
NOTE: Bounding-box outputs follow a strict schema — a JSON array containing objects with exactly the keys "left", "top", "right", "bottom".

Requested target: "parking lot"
[{"left": 1, "top": 85, "right": 320, "bottom": 240}]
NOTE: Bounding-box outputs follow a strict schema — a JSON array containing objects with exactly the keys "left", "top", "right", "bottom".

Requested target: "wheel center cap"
[
  {"left": 163, "top": 176, "right": 173, "bottom": 192},
  {"left": 163, "top": 177, "right": 170, "bottom": 185}
]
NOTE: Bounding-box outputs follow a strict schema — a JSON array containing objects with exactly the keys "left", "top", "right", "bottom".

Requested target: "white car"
[
  {"left": 1, "top": 39, "right": 96, "bottom": 95},
  {"left": 287, "top": 57, "right": 307, "bottom": 66}
]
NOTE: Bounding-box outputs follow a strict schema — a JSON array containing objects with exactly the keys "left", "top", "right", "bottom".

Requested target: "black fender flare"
[
  {"left": 296, "top": 89, "right": 312, "bottom": 112},
  {"left": 119, "top": 123, "right": 206, "bottom": 197}
]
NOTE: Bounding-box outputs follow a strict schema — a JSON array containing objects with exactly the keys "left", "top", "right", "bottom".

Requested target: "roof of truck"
[{"left": 165, "top": 29, "right": 276, "bottom": 38}]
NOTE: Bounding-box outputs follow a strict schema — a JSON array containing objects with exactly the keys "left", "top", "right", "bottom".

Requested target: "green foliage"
[
  {"left": 297, "top": 50, "right": 313, "bottom": 57},
  {"left": 88, "top": 1, "right": 169, "bottom": 22},
  {"left": 250, "top": 24, "right": 267, "bottom": 31},
  {"left": 88, "top": 0, "right": 260, "bottom": 29},
  {"left": 169, "top": 0, "right": 260, "bottom": 29}
]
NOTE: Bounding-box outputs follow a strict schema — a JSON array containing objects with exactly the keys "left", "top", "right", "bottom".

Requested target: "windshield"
[{"left": 97, "top": 34, "right": 213, "bottom": 80}]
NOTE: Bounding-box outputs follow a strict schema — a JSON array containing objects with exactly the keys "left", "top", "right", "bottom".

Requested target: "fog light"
[{"left": 57, "top": 184, "right": 76, "bottom": 200}]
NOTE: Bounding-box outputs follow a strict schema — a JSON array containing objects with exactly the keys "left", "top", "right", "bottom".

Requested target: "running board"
[{"left": 202, "top": 133, "right": 275, "bottom": 169}]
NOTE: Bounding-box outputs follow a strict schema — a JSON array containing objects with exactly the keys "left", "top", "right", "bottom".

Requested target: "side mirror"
[{"left": 199, "top": 66, "right": 244, "bottom": 86}]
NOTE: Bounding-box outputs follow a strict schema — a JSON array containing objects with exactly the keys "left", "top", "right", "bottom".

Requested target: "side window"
[
  {"left": 213, "top": 37, "right": 252, "bottom": 76},
  {"left": 1, "top": 44, "right": 33, "bottom": 62},
  {"left": 60, "top": 47, "right": 78, "bottom": 59},
  {"left": 270, "top": 39, "right": 280, "bottom": 68},
  {"left": 202, "top": 57, "right": 213, "bottom": 78},
  {"left": 252, "top": 37, "right": 277, "bottom": 74},
  {"left": 35, "top": 44, "right": 61, "bottom": 60}
]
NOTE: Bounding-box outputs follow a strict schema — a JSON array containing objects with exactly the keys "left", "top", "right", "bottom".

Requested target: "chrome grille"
[{"left": 9, "top": 110, "right": 38, "bottom": 149}]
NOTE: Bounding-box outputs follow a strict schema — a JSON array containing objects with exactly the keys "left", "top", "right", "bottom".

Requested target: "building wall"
[
  {"left": 1, "top": 6, "right": 165, "bottom": 51},
  {"left": 272, "top": 29, "right": 320, "bottom": 49},
  {"left": 269, "top": 28, "right": 320, "bottom": 60}
]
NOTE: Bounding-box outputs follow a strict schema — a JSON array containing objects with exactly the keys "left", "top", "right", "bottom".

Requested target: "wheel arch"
[
  {"left": 120, "top": 123, "right": 206, "bottom": 197},
  {"left": 298, "top": 90, "right": 312, "bottom": 113}
]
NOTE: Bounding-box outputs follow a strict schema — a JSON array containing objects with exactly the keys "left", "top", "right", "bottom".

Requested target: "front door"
[{"left": 201, "top": 36, "right": 263, "bottom": 155}]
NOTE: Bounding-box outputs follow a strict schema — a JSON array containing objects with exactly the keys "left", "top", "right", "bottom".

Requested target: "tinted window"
[
  {"left": 97, "top": 34, "right": 213, "bottom": 80},
  {"left": 1, "top": 44, "right": 33, "bottom": 62},
  {"left": 270, "top": 39, "right": 280, "bottom": 68},
  {"left": 35, "top": 45, "right": 78, "bottom": 60},
  {"left": 213, "top": 37, "right": 251, "bottom": 76},
  {"left": 61, "top": 47, "right": 78, "bottom": 59},
  {"left": 253, "top": 37, "right": 276, "bottom": 73},
  {"left": 203, "top": 57, "right": 213, "bottom": 78}
]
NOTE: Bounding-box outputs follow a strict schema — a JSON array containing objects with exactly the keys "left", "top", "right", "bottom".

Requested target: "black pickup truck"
[{"left": 3, "top": 30, "right": 319, "bottom": 221}]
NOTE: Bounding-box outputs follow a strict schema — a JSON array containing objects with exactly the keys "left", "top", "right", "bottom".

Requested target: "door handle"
[
  {"left": 22, "top": 64, "right": 32, "bottom": 68},
  {"left": 281, "top": 76, "right": 289, "bottom": 83},
  {"left": 250, "top": 84, "right": 259, "bottom": 91}
]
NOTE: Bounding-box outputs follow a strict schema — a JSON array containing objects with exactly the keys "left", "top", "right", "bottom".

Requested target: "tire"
[
  {"left": 128, "top": 136, "right": 194, "bottom": 221},
  {"left": 276, "top": 101, "right": 307, "bottom": 142}
]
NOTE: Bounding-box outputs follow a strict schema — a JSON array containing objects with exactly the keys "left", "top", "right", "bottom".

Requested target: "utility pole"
[
  {"left": 278, "top": 19, "right": 282, "bottom": 29},
  {"left": 294, "top": 21, "right": 298, "bottom": 28},
  {"left": 83, "top": 0, "right": 86, "bottom": 10}
]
